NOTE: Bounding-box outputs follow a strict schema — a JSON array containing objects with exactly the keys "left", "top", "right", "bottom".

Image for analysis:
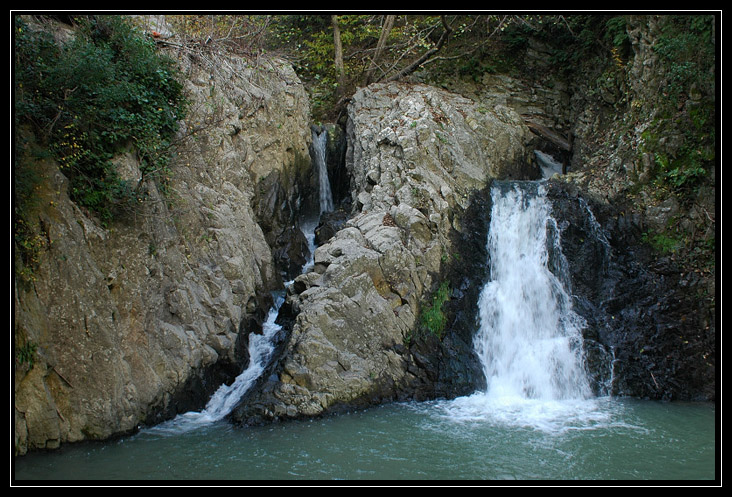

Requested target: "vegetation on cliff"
[
  {"left": 14, "top": 16, "right": 187, "bottom": 225},
  {"left": 14, "top": 15, "right": 188, "bottom": 288}
]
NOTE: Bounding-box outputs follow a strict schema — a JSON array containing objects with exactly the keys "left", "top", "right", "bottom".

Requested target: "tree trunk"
[
  {"left": 332, "top": 15, "right": 345, "bottom": 92},
  {"left": 365, "top": 15, "right": 396, "bottom": 85}
]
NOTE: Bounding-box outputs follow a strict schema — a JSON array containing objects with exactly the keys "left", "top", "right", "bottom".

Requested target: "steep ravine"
[{"left": 14, "top": 16, "right": 715, "bottom": 455}]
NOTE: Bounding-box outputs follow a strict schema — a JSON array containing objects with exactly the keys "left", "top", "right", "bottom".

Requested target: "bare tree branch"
[
  {"left": 365, "top": 15, "right": 396, "bottom": 84},
  {"left": 383, "top": 15, "right": 453, "bottom": 83}
]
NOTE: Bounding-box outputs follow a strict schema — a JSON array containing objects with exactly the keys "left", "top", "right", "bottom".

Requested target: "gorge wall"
[{"left": 14, "top": 23, "right": 313, "bottom": 454}]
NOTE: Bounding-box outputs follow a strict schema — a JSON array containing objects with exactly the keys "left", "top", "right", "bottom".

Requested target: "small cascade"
[
  {"left": 145, "top": 138, "right": 327, "bottom": 435},
  {"left": 148, "top": 293, "right": 287, "bottom": 434},
  {"left": 534, "top": 150, "right": 564, "bottom": 179},
  {"left": 312, "top": 127, "right": 334, "bottom": 214}
]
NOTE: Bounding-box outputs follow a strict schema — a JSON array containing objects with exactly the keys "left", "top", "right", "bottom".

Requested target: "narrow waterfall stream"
[
  {"left": 145, "top": 293, "right": 289, "bottom": 435},
  {"left": 312, "top": 127, "right": 334, "bottom": 214},
  {"left": 143, "top": 133, "right": 327, "bottom": 436},
  {"left": 146, "top": 234, "right": 317, "bottom": 436}
]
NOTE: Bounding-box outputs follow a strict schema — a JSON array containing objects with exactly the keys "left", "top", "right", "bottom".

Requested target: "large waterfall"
[
  {"left": 312, "top": 127, "right": 334, "bottom": 214},
  {"left": 444, "top": 181, "right": 602, "bottom": 431},
  {"left": 476, "top": 181, "right": 591, "bottom": 401}
]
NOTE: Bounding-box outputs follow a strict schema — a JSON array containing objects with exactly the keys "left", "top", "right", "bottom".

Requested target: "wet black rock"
[
  {"left": 272, "top": 225, "right": 311, "bottom": 281},
  {"left": 545, "top": 180, "right": 715, "bottom": 401},
  {"left": 314, "top": 209, "right": 349, "bottom": 246}
]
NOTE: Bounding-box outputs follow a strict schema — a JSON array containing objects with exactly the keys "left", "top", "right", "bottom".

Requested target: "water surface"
[{"left": 14, "top": 397, "right": 715, "bottom": 482}]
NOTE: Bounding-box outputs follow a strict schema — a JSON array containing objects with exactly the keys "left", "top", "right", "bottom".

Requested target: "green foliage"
[
  {"left": 654, "top": 15, "right": 715, "bottom": 103},
  {"left": 13, "top": 132, "right": 52, "bottom": 285},
  {"left": 268, "top": 15, "right": 382, "bottom": 118},
  {"left": 642, "top": 230, "right": 681, "bottom": 255},
  {"left": 17, "top": 340, "right": 38, "bottom": 369},
  {"left": 494, "top": 15, "right": 629, "bottom": 74},
  {"left": 654, "top": 148, "right": 710, "bottom": 191},
  {"left": 419, "top": 281, "right": 451, "bottom": 339},
  {"left": 604, "top": 16, "right": 631, "bottom": 51},
  {"left": 14, "top": 15, "right": 187, "bottom": 224},
  {"left": 634, "top": 16, "right": 715, "bottom": 202},
  {"left": 268, "top": 15, "right": 480, "bottom": 119}
]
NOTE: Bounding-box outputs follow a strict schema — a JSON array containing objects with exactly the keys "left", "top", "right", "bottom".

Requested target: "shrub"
[
  {"left": 14, "top": 15, "right": 187, "bottom": 224},
  {"left": 654, "top": 15, "right": 715, "bottom": 103},
  {"left": 420, "top": 281, "right": 451, "bottom": 339}
]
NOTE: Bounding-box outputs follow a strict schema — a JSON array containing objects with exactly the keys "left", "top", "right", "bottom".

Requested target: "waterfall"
[
  {"left": 443, "top": 181, "right": 603, "bottom": 431},
  {"left": 145, "top": 128, "right": 333, "bottom": 436},
  {"left": 475, "top": 181, "right": 591, "bottom": 402},
  {"left": 534, "top": 150, "right": 564, "bottom": 178},
  {"left": 145, "top": 293, "right": 286, "bottom": 435},
  {"left": 312, "top": 127, "right": 334, "bottom": 214}
]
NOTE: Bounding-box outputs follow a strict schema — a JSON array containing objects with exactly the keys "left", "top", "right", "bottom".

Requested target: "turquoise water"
[{"left": 13, "top": 396, "right": 716, "bottom": 482}]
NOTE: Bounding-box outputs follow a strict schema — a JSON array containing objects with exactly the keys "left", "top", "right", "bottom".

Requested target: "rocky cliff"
[
  {"left": 229, "top": 81, "right": 534, "bottom": 424},
  {"left": 14, "top": 32, "right": 312, "bottom": 454}
]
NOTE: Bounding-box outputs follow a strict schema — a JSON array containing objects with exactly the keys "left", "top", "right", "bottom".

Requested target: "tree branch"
[
  {"left": 365, "top": 15, "right": 396, "bottom": 85},
  {"left": 383, "top": 15, "right": 453, "bottom": 83}
]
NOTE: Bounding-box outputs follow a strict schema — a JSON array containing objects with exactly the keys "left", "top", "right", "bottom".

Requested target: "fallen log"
[{"left": 525, "top": 120, "right": 571, "bottom": 152}]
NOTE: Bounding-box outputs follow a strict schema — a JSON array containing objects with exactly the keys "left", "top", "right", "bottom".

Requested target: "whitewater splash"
[
  {"left": 312, "top": 127, "right": 334, "bottom": 214},
  {"left": 145, "top": 294, "right": 286, "bottom": 435},
  {"left": 534, "top": 150, "right": 564, "bottom": 178},
  {"left": 443, "top": 181, "right": 603, "bottom": 432}
]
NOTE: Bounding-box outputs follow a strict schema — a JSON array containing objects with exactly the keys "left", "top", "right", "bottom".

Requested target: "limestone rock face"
[
  {"left": 14, "top": 46, "right": 312, "bottom": 454},
  {"left": 229, "top": 82, "right": 533, "bottom": 425}
]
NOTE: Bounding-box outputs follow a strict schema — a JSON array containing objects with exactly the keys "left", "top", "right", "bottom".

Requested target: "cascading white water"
[
  {"left": 148, "top": 129, "right": 331, "bottom": 435},
  {"left": 312, "top": 128, "right": 334, "bottom": 214},
  {"left": 146, "top": 293, "right": 286, "bottom": 435},
  {"left": 475, "top": 181, "right": 591, "bottom": 402},
  {"left": 534, "top": 150, "right": 564, "bottom": 178},
  {"left": 443, "top": 181, "right": 603, "bottom": 431},
  {"left": 145, "top": 219, "right": 320, "bottom": 435}
]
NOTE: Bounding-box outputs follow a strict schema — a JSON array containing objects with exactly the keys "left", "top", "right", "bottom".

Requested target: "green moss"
[{"left": 642, "top": 230, "right": 681, "bottom": 255}]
